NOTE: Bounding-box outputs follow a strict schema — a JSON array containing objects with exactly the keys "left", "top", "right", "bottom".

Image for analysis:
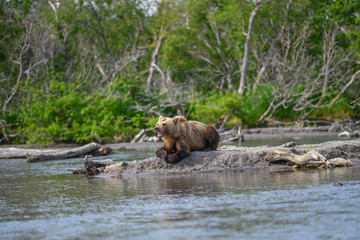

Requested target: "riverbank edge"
[{"left": 98, "top": 139, "right": 360, "bottom": 178}]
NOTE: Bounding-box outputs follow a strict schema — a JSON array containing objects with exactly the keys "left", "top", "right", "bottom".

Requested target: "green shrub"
[
  {"left": 18, "top": 79, "right": 147, "bottom": 144},
  {"left": 190, "top": 85, "right": 272, "bottom": 128},
  {"left": 191, "top": 90, "right": 242, "bottom": 125},
  {"left": 310, "top": 97, "right": 360, "bottom": 120}
]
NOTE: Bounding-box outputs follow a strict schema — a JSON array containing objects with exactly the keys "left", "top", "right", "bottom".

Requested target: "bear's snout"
[{"left": 154, "top": 127, "right": 164, "bottom": 137}]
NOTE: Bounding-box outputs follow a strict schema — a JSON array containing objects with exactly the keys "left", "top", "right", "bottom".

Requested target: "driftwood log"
[
  {"left": 270, "top": 149, "right": 355, "bottom": 168},
  {"left": 0, "top": 142, "right": 112, "bottom": 162},
  {"left": 219, "top": 125, "right": 245, "bottom": 143},
  {"left": 26, "top": 143, "right": 112, "bottom": 162},
  {"left": 67, "top": 156, "right": 121, "bottom": 175}
]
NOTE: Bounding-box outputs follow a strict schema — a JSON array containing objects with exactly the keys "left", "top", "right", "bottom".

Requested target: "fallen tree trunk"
[
  {"left": 26, "top": 143, "right": 112, "bottom": 162},
  {"left": 85, "top": 140, "right": 359, "bottom": 177},
  {"left": 271, "top": 149, "right": 322, "bottom": 165},
  {"left": 270, "top": 149, "right": 355, "bottom": 168},
  {"left": 0, "top": 142, "right": 112, "bottom": 162},
  {"left": 0, "top": 147, "right": 54, "bottom": 159}
]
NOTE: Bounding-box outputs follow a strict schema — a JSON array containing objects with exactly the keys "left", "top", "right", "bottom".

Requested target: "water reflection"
[{"left": 1, "top": 150, "right": 360, "bottom": 239}]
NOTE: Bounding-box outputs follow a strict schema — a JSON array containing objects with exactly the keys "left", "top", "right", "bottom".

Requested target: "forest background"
[{"left": 0, "top": 0, "right": 359, "bottom": 144}]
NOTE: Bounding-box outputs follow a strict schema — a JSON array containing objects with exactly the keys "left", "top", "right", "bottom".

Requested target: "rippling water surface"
[{"left": 1, "top": 145, "right": 360, "bottom": 240}]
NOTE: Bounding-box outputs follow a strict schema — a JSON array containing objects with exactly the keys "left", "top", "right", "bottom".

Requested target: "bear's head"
[{"left": 154, "top": 116, "right": 186, "bottom": 139}]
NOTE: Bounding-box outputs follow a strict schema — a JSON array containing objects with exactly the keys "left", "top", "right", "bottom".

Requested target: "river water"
[{"left": 1, "top": 138, "right": 360, "bottom": 240}]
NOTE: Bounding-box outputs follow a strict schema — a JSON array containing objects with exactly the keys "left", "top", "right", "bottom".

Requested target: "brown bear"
[{"left": 154, "top": 115, "right": 220, "bottom": 164}]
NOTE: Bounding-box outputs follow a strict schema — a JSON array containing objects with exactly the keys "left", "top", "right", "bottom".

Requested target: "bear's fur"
[{"left": 154, "top": 116, "right": 220, "bottom": 164}]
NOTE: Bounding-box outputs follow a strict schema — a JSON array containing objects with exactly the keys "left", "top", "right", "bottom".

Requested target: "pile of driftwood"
[{"left": 66, "top": 156, "right": 117, "bottom": 175}]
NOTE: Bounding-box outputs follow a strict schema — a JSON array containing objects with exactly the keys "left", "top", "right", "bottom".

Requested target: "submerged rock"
[{"left": 333, "top": 181, "right": 344, "bottom": 186}]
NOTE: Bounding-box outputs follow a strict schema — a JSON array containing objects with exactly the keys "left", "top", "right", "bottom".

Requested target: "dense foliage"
[{"left": 0, "top": 0, "right": 359, "bottom": 144}]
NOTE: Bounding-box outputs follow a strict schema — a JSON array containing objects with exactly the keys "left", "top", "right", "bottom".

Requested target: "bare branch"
[
  {"left": 146, "top": 34, "right": 164, "bottom": 97},
  {"left": 330, "top": 69, "right": 360, "bottom": 107}
]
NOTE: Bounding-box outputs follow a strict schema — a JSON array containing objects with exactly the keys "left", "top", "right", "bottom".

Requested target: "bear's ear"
[
  {"left": 172, "top": 116, "right": 186, "bottom": 124},
  {"left": 172, "top": 116, "right": 180, "bottom": 124},
  {"left": 179, "top": 116, "right": 187, "bottom": 121},
  {"left": 159, "top": 116, "right": 164, "bottom": 120}
]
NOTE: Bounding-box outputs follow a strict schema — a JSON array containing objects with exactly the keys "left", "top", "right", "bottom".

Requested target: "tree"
[
  {"left": 255, "top": 0, "right": 360, "bottom": 122},
  {"left": 1, "top": 0, "right": 359, "bottom": 143},
  {"left": 238, "top": 0, "right": 262, "bottom": 95}
]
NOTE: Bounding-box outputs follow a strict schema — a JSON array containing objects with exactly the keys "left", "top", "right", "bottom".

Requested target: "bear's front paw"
[
  {"left": 156, "top": 149, "right": 167, "bottom": 160},
  {"left": 164, "top": 155, "right": 177, "bottom": 164},
  {"left": 164, "top": 155, "right": 173, "bottom": 164}
]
